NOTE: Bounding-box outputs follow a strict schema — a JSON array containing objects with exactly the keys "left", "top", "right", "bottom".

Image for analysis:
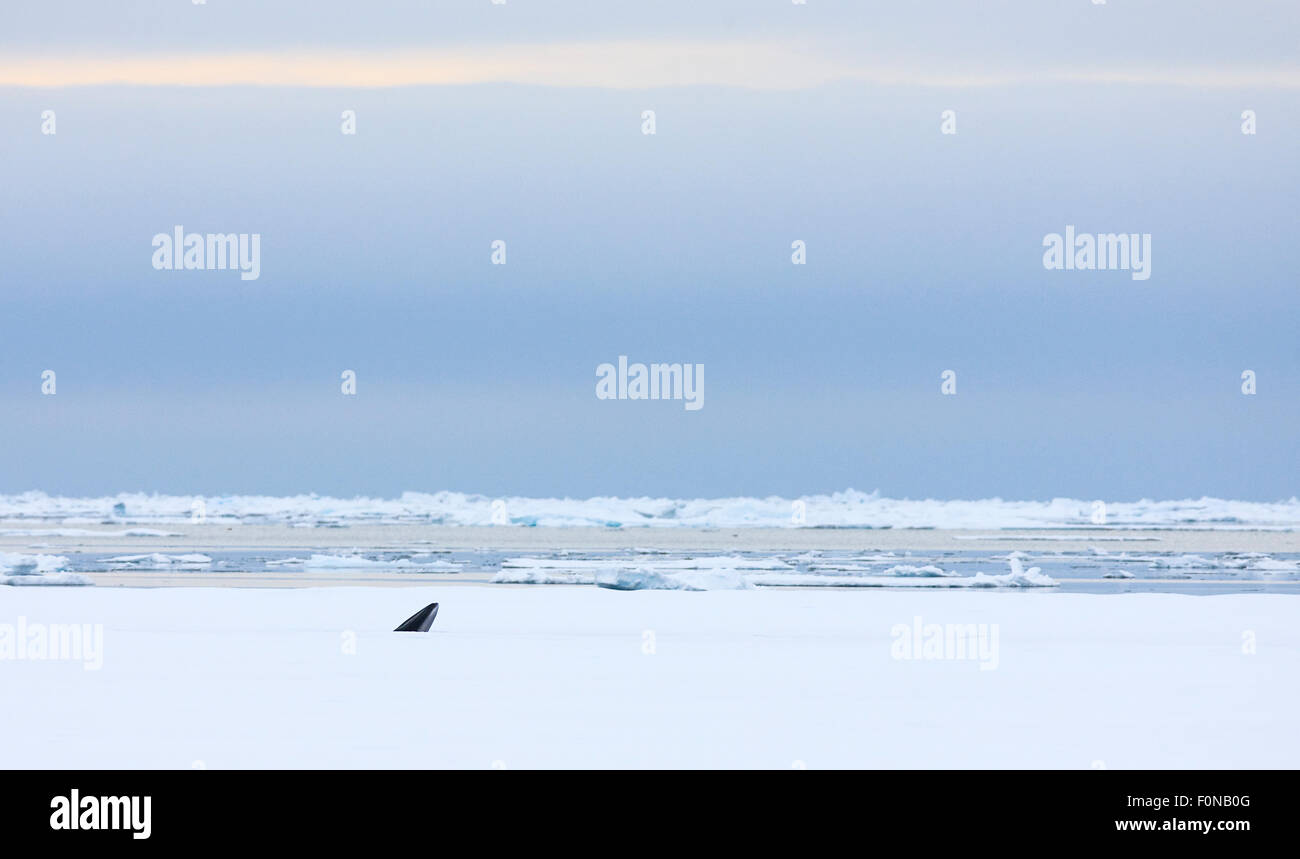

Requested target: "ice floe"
[
  {"left": 103, "top": 553, "right": 213, "bottom": 569},
  {"left": 0, "top": 551, "right": 71, "bottom": 575},
  {"left": 595, "top": 568, "right": 751, "bottom": 591},
  {"left": 1148, "top": 554, "right": 1216, "bottom": 569},
  {"left": 752, "top": 558, "right": 1055, "bottom": 589},
  {"left": 0, "top": 551, "right": 91, "bottom": 586},
  {"left": 2, "top": 572, "right": 94, "bottom": 586},
  {"left": 500, "top": 554, "right": 792, "bottom": 571},
  {"left": 492, "top": 555, "right": 1056, "bottom": 590},
  {"left": 1247, "top": 558, "right": 1300, "bottom": 572},
  {"left": 303, "top": 554, "right": 460, "bottom": 572},
  {"left": 880, "top": 564, "right": 959, "bottom": 577},
  {"left": 1144, "top": 552, "right": 1299, "bottom": 573},
  {"left": 492, "top": 569, "right": 596, "bottom": 585}
]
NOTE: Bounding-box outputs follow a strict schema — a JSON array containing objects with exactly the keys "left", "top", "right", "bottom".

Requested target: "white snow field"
[{"left": 1, "top": 584, "right": 1295, "bottom": 768}]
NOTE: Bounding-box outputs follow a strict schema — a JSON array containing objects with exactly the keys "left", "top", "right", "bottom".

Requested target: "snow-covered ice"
[{"left": 0, "top": 583, "right": 1294, "bottom": 768}]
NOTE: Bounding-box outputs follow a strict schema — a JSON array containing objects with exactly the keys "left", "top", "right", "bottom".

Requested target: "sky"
[{"left": 0, "top": 1, "right": 1296, "bottom": 500}]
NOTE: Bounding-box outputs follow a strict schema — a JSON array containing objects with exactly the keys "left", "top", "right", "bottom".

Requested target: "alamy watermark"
[
  {"left": 596, "top": 357, "right": 703, "bottom": 411},
  {"left": 0, "top": 617, "right": 103, "bottom": 670},
  {"left": 152, "top": 226, "right": 261, "bottom": 280},
  {"left": 1042, "top": 226, "right": 1150, "bottom": 281},
  {"left": 891, "top": 616, "right": 999, "bottom": 670},
  {"left": 50, "top": 790, "right": 150, "bottom": 840}
]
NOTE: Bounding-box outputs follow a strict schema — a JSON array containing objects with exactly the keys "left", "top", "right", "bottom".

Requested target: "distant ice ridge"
[
  {"left": 0, "top": 551, "right": 93, "bottom": 586},
  {"left": 0, "top": 528, "right": 180, "bottom": 538},
  {"left": 1, "top": 489, "right": 1297, "bottom": 530}
]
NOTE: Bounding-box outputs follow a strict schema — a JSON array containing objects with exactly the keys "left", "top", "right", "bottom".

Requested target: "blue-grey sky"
[{"left": 1, "top": 2, "right": 1296, "bottom": 500}]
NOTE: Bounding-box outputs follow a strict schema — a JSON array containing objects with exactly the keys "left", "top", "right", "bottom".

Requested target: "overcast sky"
[{"left": 1, "top": 2, "right": 1296, "bottom": 500}]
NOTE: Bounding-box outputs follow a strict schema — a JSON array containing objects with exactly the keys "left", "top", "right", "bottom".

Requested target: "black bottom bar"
[{"left": 3, "top": 770, "right": 1285, "bottom": 847}]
